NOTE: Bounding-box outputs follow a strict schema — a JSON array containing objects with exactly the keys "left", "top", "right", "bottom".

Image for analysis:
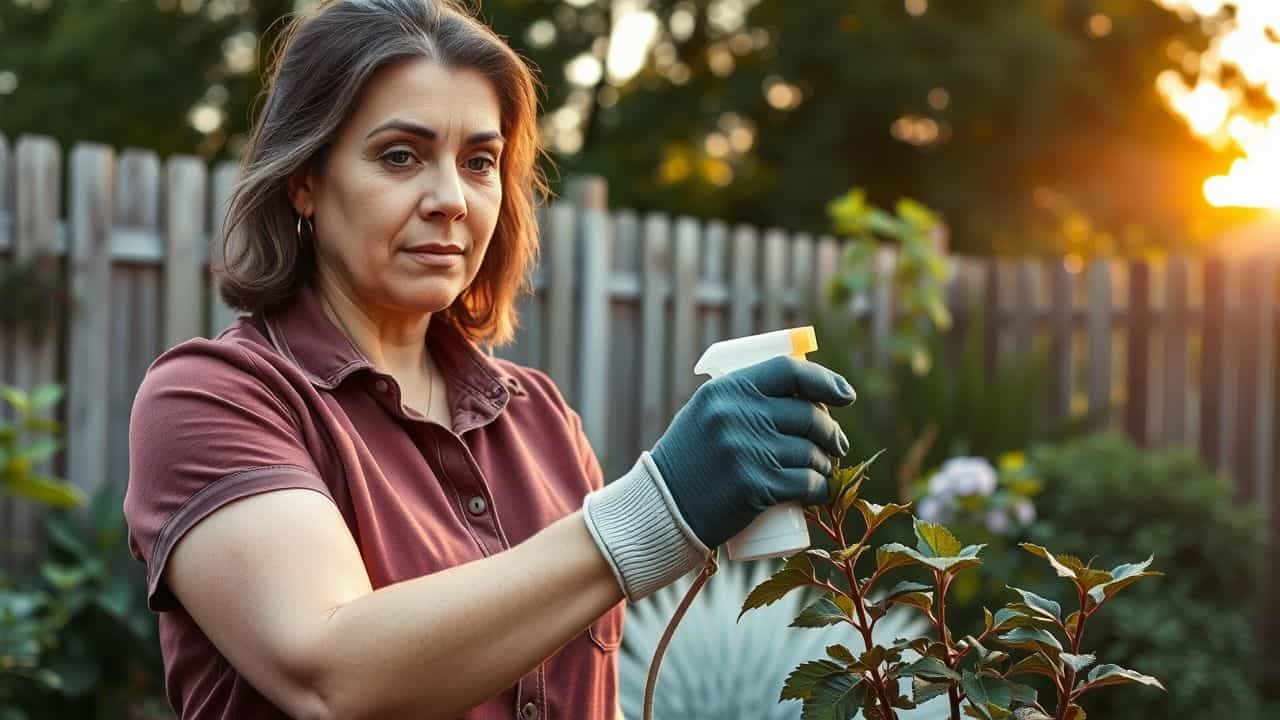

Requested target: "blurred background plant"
[{"left": 0, "top": 385, "right": 168, "bottom": 720}]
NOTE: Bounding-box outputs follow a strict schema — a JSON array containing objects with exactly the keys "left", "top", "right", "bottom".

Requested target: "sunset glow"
[{"left": 1154, "top": 0, "right": 1280, "bottom": 209}]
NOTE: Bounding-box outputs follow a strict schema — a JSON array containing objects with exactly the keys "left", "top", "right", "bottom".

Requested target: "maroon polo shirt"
[{"left": 124, "top": 284, "right": 624, "bottom": 720}]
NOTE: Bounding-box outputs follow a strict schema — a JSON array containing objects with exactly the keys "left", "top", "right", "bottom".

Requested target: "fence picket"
[
  {"left": 67, "top": 144, "right": 114, "bottom": 498},
  {"left": 1086, "top": 260, "right": 1113, "bottom": 423},
  {"left": 730, "top": 225, "right": 757, "bottom": 338},
  {"left": 670, "top": 217, "right": 700, "bottom": 412},
  {"left": 761, "top": 229, "right": 787, "bottom": 332},
  {"left": 1162, "top": 258, "right": 1190, "bottom": 446},
  {"left": 545, "top": 203, "right": 577, "bottom": 402},
  {"left": 1047, "top": 259, "right": 1073, "bottom": 423},
  {"left": 639, "top": 213, "right": 671, "bottom": 448},
  {"left": 208, "top": 162, "right": 239, "bottom": 336},
  {"left": 7, "top": 135, "right": 61, "bottom": 571},
  {"left": 1126, "top": 260, "right": 1152, "bottom": 445},
  {"left": 576, "top": 203, "right": 611, "bottom": 461},
  {"left": 162, "top": 156, "right": 206, "bottom": 349},
  {"left": 789, "top": 232, "right": 814, "bottom": 326}
]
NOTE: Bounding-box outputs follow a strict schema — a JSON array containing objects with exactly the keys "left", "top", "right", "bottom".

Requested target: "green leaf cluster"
[
  {"left": 0, "top": 385, "right": 83, "bottom": 509},
  {"left": 744, "top": 448, "right": 1165, "bottom": 720}
]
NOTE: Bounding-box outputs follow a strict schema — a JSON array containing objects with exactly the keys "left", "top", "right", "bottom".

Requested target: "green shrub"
[{"left": 1021, "top": 434, "right": 1268, "bottom": 717}]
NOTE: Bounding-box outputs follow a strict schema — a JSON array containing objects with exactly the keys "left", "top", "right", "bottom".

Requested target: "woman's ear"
[{"left": 285, "top": 165, "right": 315, "bottom": 217}]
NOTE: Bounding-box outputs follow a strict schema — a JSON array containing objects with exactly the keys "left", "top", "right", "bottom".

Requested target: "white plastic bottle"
[{"left": 693, "top": 325, "right": 831, "bottom": 561}]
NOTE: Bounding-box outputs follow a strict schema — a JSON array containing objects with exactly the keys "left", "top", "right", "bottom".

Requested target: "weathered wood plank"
[
  {"left": 544, "top": 203, "right": 577, "bottom": 403},
  {"left": 639, "top": 213, "right": 671, "bottom": 448},
  {"left": 161, "top": 156, "right": 206, "bottom": 349},
  {"left": 604, "top": 209, "right": 641, "bottom": 479},
  {"left": 789, "top": 232, "right": 814, "bottom": 326},
  {"left": 1086, "top": 259, "right": 1113, "bottom": 424},
  {"left": 730, "top": 225, "right": 757, "bottom": 338},
  {"left": 814, "top": 235, "right": 839, "bottom": 312},
  {"left": 761, "top": 228, "right": 787, "bottom": 332},
  {"left": 66, "top": 143, "right": 114, "bottom": 498},
  {"left": 699, "top": 219, "right": 729, "bottom": 351},
  {"left": 1162, "top": 257, "right": 1190, "bottom": 447},
  {"left": 671, "top": 217, "right": 699, "bottom": 410},
  {"left": 1199, "top": 258, "right": 1227, "bottom": 470},
  {"left": 109, "top": 149, "right": 161, "bottom": 495},
  {"left": 1125, "top": 260, "right": 1152, "bottom": 446},
  {"left": 872, "top": 246, "right": 896, "bottom": 368},
  {"left": 576, "top": 204, "right": 611, "bottom": 463},
  {"left": 7, "top": 135, "right": 62, "bottom": 571},
  {"left": 208, "top": 162, "right": 240, "bottom": 336},
  {"left": 1047, "top": 258, "right": 1073, "bottom": 423}
]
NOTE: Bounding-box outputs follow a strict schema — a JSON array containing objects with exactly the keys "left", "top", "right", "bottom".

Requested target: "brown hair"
[{"left": 215, "top": 0, "right": 547, "bottom": 347}]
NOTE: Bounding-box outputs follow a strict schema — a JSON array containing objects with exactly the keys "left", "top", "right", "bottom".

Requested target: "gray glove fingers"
[
  {"left": 775, "top": 467, "right": 833, "bottom": 506},
  {"left": 743, "top": 356, "right": 856, "bottom": 407},
  {"left": 774, "top": 435, "right": 834, "bottom": 477},
  {"left": 768, "top": 396, "right": 847, "bottom": 458}
]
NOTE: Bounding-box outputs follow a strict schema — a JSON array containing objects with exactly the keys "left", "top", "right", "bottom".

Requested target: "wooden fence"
[{"left": 2, "top": 132, "right": 1278, "bottom": 644}]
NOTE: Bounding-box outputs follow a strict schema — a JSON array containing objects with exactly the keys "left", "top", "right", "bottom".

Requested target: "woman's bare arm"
[{"left": 165, "top": 487, "right": 623, "bottom": 720}]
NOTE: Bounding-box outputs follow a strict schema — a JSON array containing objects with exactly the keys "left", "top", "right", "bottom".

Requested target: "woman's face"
[{"left": 292, "top": 59, "right": 504, "bottom": 321}]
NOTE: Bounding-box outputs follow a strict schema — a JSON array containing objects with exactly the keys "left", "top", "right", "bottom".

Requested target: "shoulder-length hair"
[{"left": 216, "top": 0, "right": 547, "bottom": 347}]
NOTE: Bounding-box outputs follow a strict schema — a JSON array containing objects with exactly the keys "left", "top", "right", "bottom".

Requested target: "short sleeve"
[
  {"left": 513, "top": 365, "right": 605, "bottom": 492},
  {"left": 123, "top": 339, "right": 334, "bottom": 612}
]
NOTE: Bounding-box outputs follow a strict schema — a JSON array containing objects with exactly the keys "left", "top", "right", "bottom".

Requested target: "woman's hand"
[
  {"left": 582, "top": 356, "right": 855, "bottom": 602},
  {"left": 650, "top": 355, "right": 855, "bottom": 549}
]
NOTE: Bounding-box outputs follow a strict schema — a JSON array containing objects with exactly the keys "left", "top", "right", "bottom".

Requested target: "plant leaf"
[
  {"left": 1019, "top": 544, "right": 1080, "bottom": 581},
  {"left": 1007, "top": 652, "right": 1060, "bottom": 680},
  {"left": 897, "top": 656, "right": 960, "bottom": 682},
  {"left": 1010, "top": 709, "right": 1053, "bottom": 720},
  {"left": 1086, "top": 556, "right": 1161, "bottom": 604},
  {"left": 997, "top": 627, "right": 1063, "bottom": 654},
  {"left": 855, "top": 498, "right": 911, "bottom": 531},
  {"left": 792, "top": 594, "right": 855, "bottom": 629},
  {"left": 888, "top": 591, "right": 934, "bottom": 614},
  {"left": 741, "top": 567, "right": 811, "bottom": 620},
  {"left": 781, "top": 659, "right": 844, "bottom": 702},
  {"left": 826, "top": 643, "right": 858, "bottom": 666},
  {"left": 1006, "top": 586, "right": 1062, "bottom": 622},
  {"left": 914, "top": 518, "right": 962, "bottom": 557},
  {"left": 1077, "top": 664, "right": 1166, "bottom": 694},
  {"left": 802, "top": 672, "right": 867, "bottom": 720},
  {"left": 6, "top": 474, "right": 84, "bottom": 508},
  {"left": 876, "top": 545, "right": 917, "bottom": 574},
  {"left": 1060, "top": 653, "right": 1096, "bottom": 674},
  {"left": 912, "top": 677, "right": 951, "bottom": 705}
]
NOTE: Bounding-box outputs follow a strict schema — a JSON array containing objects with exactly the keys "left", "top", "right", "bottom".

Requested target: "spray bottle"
[
  {"left": 693, "top": 325, "right": 823, "bottom": 561},
  {"left": 643, "top": 325, "right": 839, "bottom": 718}
]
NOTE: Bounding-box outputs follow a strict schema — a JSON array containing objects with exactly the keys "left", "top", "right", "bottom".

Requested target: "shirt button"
[
  {"left": 520, "top": 703, "right": 538, "bottom": 720},
  {"left": 467, "top": 496, "right": 487, "bottom": 516},
  {"left": 374, "top": 379, "right": 389, "bottom": 393}
]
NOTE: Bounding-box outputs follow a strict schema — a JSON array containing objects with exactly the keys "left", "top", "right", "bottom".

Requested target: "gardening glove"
[{"left": 583, "top": 355, "right": 856, "bottom": 601}]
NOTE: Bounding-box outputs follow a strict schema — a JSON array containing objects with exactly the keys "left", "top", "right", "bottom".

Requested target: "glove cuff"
[{"left": 582, "top": 452, "right": 711, "bottom": 602}]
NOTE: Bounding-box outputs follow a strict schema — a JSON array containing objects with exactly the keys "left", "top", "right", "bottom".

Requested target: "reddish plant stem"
[
  {"left": 932, "top": 572, "right": 963, "bottom": 720},
  {"left": 1055, "top": 587, "right": 1092, "bottom": 720},
  {"left": 834, "top": 513, "right": 898, "bottom": 719}
]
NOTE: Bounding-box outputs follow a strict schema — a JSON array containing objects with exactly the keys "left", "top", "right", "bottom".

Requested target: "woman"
[{"left": 123, "top": 1, "right": 854, "bottom": 718}]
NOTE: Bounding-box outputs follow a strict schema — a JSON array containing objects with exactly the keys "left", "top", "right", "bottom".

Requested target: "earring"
[{"left": 296, "top": 214, "right": 314, "bottom": 241}]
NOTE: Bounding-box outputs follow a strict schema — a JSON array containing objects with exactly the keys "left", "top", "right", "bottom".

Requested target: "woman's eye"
[
  {"left": 382, "top": 150, "right": 415, "bottom": 167},
  {"left": 466, "top": 156, "right": 497, "bottom": 173}
]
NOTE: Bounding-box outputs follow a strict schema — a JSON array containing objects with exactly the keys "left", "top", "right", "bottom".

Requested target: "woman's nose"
[{"left": 418, "top": 164, "right": 467, "bottom": 222}]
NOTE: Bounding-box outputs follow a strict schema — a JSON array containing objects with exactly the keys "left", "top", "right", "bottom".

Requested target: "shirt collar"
[{"left": 261, "top": 284, "right": 519, "bottom": 432}]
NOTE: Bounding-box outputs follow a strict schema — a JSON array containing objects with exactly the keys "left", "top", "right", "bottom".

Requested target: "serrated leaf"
[
  {"left": 991, "top": 607, "right": 1022, "bottom": 632},
  {"left": 802, "top": 672, "right": 867, "bottom": 720},
  {"left": 1006, "top": 586, "right": 1062, "bottom": 621},
  {"left": 876, "top": 545, "right": 917, "bottom": 574},
  {"left": 914, "top": 518, "right": 962, "bottom": 557},
  {"left": 740, "top": 568, "right": 810, "bottom": 620},
  {"left": 878, "top": 543, "right": 984, "bottom": 574},
  {"left": 832, "top": 543, "right": 868, "bottom": 564},
  {"left": 912, "top": 677, "right": 951, "bottom": 705},
  {"left": 1010, "top": 709, "right": 1053, "bottom": 720},
  {"left": 888, "top": 591, "right": 934, "bottom": 614},
  {"left": 1064, "top": 704, "right": 1087, "bottom": 720},
  {"left": 1019, "top": 544, "right": 1079, "bottom": 581},
  {"left": 961, "top": 671, "right": 1012, "bottom": 713},
  {"left": 897, "top": 656, "right": 960, "bottom": 682},
  {"left": 859, "top": 645, "right": 887, "bottom": 670},
  {"left": 855, "top": 498, "right": 911, "bottom": 531},
  {"left": 1086, "top": 556, "right": 1161, "bottom": 604},
  {"left": 792, "top": 594, "right": 855, "bottom": 629},
  {"left": 1007, "top": 652, "right": 1060, "bottom": 679},
  {"left": 826, "top": 643, "right": 858, "bottom": 666},
  {"left": 781, "top": 659, "right": 844, "bottom": 702},
  {"left": 1078, "top": 664, "right": 1166, "bottom": 693},
  {"left": 1060, "top": 653, "right": 1095, "bottom": 673},
  {"left": 883, "top": 580, "right": 932, "bottom": 600},
  {"left": 997, "top": 627, "right": 1063, "bottom": 654},
  {"left": 1064, "top": 611, "right": 1080, "bottom": 637}
]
